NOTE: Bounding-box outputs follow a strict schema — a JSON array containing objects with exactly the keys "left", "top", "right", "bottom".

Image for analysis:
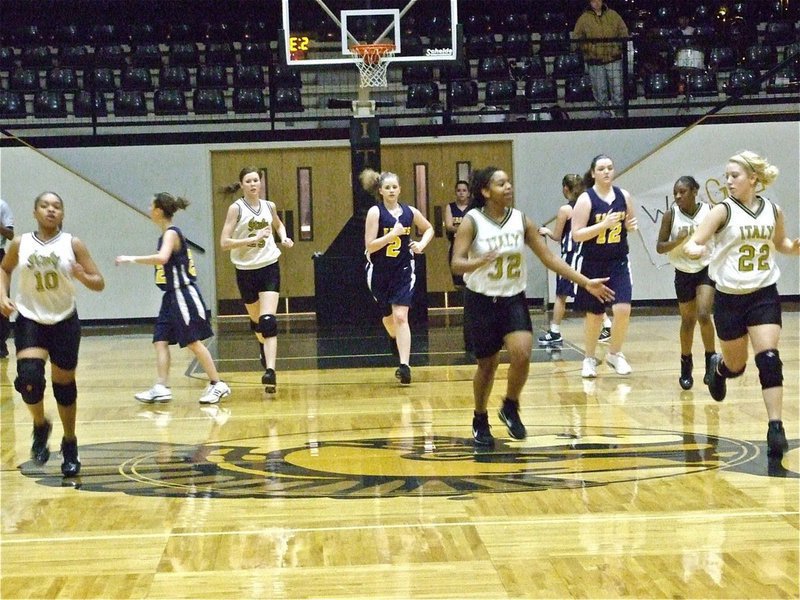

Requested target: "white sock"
[
  {"left": 603, "top": 316, "right": 612, "bottom": 328},
  {"left": 550, "top": 324, "right": 561, "bottom": 334}
]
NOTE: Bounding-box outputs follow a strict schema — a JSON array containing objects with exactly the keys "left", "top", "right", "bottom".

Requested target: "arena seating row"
[{"left": 0, "top": 0, "right": 797, "bottom": 124}]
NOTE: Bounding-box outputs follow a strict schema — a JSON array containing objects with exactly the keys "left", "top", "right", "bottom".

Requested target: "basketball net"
[{"left": 352, "top": 43, "right": 396, "bottom": 88}]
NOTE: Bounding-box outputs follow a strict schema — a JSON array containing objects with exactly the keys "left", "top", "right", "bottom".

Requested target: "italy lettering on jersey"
[
  {"left": 230, "top": 198, "right": 281, "bottom": 270},
  {"left": 464, "top": 207, "right": 528, "bottom": 297},
  {"left": 710, "top": 196, "right": 780, "bottom": 294},
  {"left": 667, "top": 202, "right": 712, "bottom": 274},
  {"left": 579, "top": 186, "right": 628, "bottom": 262},
  {"left": 15, "top": 231, "right": 77, "bottom": 324}
]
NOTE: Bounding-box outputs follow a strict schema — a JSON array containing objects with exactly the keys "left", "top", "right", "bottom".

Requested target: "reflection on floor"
[{"left": 214, "top": 313, "right": 583, "bottom": 372}]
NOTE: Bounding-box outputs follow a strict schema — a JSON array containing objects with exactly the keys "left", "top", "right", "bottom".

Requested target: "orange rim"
[{"left": 351, "top": 43, "right": 395, "bottom": 58}]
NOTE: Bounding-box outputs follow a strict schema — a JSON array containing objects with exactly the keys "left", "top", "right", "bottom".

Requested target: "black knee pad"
[
  {"left": 755, "top": 349, "right": 782, "bottom": 389},
  {"left": 53, "top": 381, "right": 77, "bottom": 407},
  {"left": 258, "top": 314, "right": 277, "bottom": 338},
  {"left": 14, "top": 358, "right": 46, "bottom": 405},
  {"left": 719, "top": 361, "right": 745, "bottom": 379}
]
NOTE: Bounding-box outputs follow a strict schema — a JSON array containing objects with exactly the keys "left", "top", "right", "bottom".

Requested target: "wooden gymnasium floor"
[{"left": 1, "top": 306, "right": 798, "bottom": 599}]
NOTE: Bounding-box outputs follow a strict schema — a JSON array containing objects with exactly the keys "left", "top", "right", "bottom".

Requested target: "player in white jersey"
[
  {"left": 220, "top": 166, "right": 293, "bottom": 394},
  {"left": 684, "top": 151, "right": 800, "bottom": 460},
  {"left": 451, "top": 166, "right": 614, "bottom": 447},
  {"left": 0, "top": 192, "right": 105, "bottom": 477},
  {"left": 656, "top": 176, "right": 717, "bottom": 390}
]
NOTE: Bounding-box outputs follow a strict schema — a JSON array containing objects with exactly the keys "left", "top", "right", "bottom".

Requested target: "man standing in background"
[
  {"left": 573, "top": 0, "right": 629, "bottom": 117},
  {"left": 0, "top": 198, "right": 14, "bottom": 358}
]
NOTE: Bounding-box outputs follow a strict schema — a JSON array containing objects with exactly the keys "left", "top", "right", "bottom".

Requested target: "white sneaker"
[
  {"left": 606, "top": 352, "right": 632, "bottom": 375},
  {"left": 198, "top": 381, "right": 231, "bottom": 404},
  {"left": 135, "top": 383, "right": 172, "bottom": 403},
  {"left": 581, "top": 357, "right": 598, "bottom": 378}
]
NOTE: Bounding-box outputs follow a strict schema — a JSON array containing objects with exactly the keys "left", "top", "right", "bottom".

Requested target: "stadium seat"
[
  {"left": 154, "top": 89, "right": 188, "bottom": 115},
  {"left": 193, "top": 89, "right": 227, "bottom": 114},
  {"left": 406, "top": 82, "right": 439, "bottom": 109},
  {"left": 477, "top": 57, "right": 509, "bottom": 82},
  {"left": 20, "top": 46, "right": 52, "bottom": 68},
  {"left": 46, "top": 67, "right": 79, "bottom": 91},
  {"left": 644, "top": 72, "right": 679, "bottom": 99},
  {"left": 484, "top": 79, "right": 517, "bottom": 104},
  {"left": 113, "top": 90, "right": 148, "bottom": 116},
  {"left": 159, "top": 65, "right": 191, "bottom": 91},
  {"left": 205, "top": 43, "right": 236, "bottom": 67},
  {"left": 240, "top": 42, "right": 270, "bottom": 66},
  {"left": 685, "top": 71, "right": 718, "bottom": 96},
  {"left": 233, "top": 87, "right": 266, "bottom": 113},
  {"left": 234, "top": 64, "right": 264, "bottom": 88},
  {"left": 94, "top": 45, "right": 127, "bottom": 68},
  {"left": 552, "top": 53, "right": 584, "bottom": 78},
  {"left": 401, "top": 65, "right": 434, "bottom": 85},
  {"left": 58, "top": 45, "right": 90, "bottom": 68},
  {"left": 74, "top": 91, "right": 108, "bottom": 117},
  {"left": 121, "top": 67, "right": 154, "bottom": 91},
  {"left": 33, "top": 90, "right": 67, "bottom": 118},
  {"left": 9, "top": 67, "right": 40, "bottom": 92},
  {"left": 539, "top": 31, "right": 571, "bottom": 56},
  {"left": 85, "top": 67, "right": 117, "bottom": 92},
  {"left": 168, "top": 42, "right": 199, "bottom": 66},
  {"left": 130, "top": 44, "right": 163, "bottom": 69},
  {"left": 449, "top": 80, "right": 478, "bottom": 107},
  {"left": 273, "top": 87, "right": 304, "bottom": 112},
  {"left": 564, "top": 74, "right": 593, "bottom": 102},
  {"left": 196, "top": 65, "right": 228, "bottom": 89},
  {"left": 707, "top": 46, "right": 737, "bottom": 71},
  {"left": 524, "top": 77, "right": 557, "bottom": 103},
  {"left": 0, "top": 90, "right": 26, "bottom": 118},
  {"left": 725, "top": 68, "right": 761, "bottom": 95}
]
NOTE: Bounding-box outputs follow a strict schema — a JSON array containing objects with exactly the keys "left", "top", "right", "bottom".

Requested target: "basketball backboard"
[{"left": 280, "top": 0, "right": 459, "bottom": 66}]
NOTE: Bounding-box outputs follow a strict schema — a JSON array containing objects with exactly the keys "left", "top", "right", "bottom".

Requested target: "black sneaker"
[
  {"left": 262, "top": 368, "right": 277, "bottom": 393},
  {"left": 498, "top": 398, "right": 527, "bottom": 440},
  {"left": 767, "top": 421, "right": 789, "bottom": 457},
  {"left": 679, "top": 355, "right": 694, "bottom": 390},
  {"left": 31, "top": 419, "right": 52, "bottom": 464},
  {"left": 395, "top": 364, "right": 411, "bottom": 385},
  {"left": 60, "top": 437, "right": 81, "bottom": 477},
  {"left": 706, "top": 353, "right": 726, "bottom": 402},
  {"left": 703, "top": 353, "right": 714, "bottom": 385},
  {"left": 538, "top": 330, "right": 562, "bottom": 347},
  {"left": 472, "top": 412, "right": 494, "bottom": 447},
  {"left": 598, "top": 327, "right": 612, "bottom": 343}
]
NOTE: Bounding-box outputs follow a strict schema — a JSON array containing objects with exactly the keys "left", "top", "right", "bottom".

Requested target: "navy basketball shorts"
[
  {"left": 714, "top": 283, "right": 781, "bottom": 341},
  {"left": 674, "top": 266, "right": 714, "bottom": 303},
  {"left": 14, "top": 311, "right": 81, "bottom": 370},
  {"left": 236, "top": 262, "right": 280, "bottom": 305},
  {"left": 575, "top": 258, "right": 632, "bottom": 314},
  {"left": 464, "top": 289, "right": 532, "bottom": 359}
]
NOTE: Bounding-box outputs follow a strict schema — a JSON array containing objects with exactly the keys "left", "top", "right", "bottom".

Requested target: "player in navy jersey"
[
  {"left": 444, "top": 180, "right": 470, "bottom": 288},
  {"left": 656, "top": 176, "right": 716, "bottom": 390},
  {"left": 444, "top": 180, "right": 471, "bottom": 351},
  {"left": 451, "top": 166, "right": 614, "bottom": 447},
  {"left": 571, "top": 154, "right": 638, "bottom": 378},
  {"left": 362, "top": 169, "right": 434, "bottom": 385},
  {"left": 116, "top": 193, "right": 231, "bottom": 406},
  {"left": 0, "top": 191, "right": 105, "bottom": 477},
  {"left": 684, "top": 151, "right": 799, "bottom": 459}
]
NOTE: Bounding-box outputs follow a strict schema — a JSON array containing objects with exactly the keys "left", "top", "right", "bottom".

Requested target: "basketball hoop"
[{"left": 351, "top": 43, "right": 396, "bottom": 88}]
